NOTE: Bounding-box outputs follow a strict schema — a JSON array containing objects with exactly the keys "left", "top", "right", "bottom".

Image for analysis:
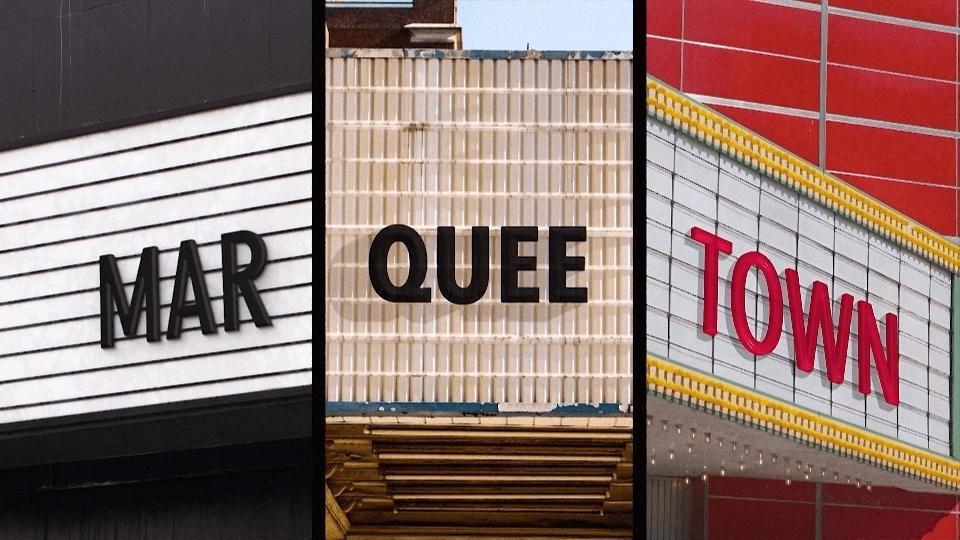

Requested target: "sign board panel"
[
  {"left": 646, "top": 117, "right": 952, "bottom": 454},
  {"left": 0, "top": 92, "right": 313, "bottom": 426},
  {"left": 326, "top": 51, "right": 633, "bottom": 409}
]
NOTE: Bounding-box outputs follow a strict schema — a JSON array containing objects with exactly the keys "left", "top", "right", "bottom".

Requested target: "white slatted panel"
[
  {"left": 326, "top": 52, "right": 633, "bottom": 406},
  {"left": 0, "top": 92, "right": 313, "bottom": 425}
]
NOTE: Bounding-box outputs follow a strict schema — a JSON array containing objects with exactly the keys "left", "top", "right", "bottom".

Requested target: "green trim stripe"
[{"left": 952, "top": 275, "right": 960, "bottom": 459}]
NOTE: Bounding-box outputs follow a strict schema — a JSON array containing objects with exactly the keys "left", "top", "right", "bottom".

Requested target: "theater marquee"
[{"left": 646, "top": 106, "right": 953, "bottom": 455}]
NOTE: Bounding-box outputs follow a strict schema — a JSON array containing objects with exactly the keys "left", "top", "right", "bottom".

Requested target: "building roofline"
[{"left": 326, "top": 48, "right": 633, "bottom": 60}]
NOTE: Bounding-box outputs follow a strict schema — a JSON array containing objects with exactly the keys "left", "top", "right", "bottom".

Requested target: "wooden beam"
[
  {"left": 384, "top": 474, "right": 613, "bottom": 483},
  {"left": 377, "top": 453, "right": 621, "bottom": 463},
  {"left": 368, "top": 429, "right": 631, "bottom": 440},
  {"left": 325, "top": 483, "right": 351, "bottom": 539}
]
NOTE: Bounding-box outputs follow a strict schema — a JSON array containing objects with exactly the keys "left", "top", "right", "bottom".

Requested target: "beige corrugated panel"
[{"left": 326, "top": 50, "right": 633, "bottom": 407}]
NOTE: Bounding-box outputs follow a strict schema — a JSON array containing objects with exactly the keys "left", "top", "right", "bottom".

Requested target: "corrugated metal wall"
[
  {"left": 646, "top": 476, "right": 693, "bottom": 540},
  {"left": 0, "top": 92, "right": 313, "bottom": 425},
  {"left": 325, "top": 50, "right": 632, "bottom": 406}
]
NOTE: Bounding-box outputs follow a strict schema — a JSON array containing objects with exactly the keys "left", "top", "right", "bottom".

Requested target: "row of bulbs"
[{"left": 647, "top": 415, "right": 873, "bottom": 491}]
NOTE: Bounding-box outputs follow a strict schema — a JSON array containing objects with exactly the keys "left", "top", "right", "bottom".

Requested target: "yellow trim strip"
[
  {"left": 647, "top": 355, "right": 960, "bottom": 490},
  {"left": 646, "top": 76, "right": 960, "bottom": 275}
]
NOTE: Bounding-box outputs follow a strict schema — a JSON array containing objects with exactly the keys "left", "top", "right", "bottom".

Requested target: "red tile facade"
[
  {"left": 703, "top": 477, "right": 960, "bottom": 539},
  {"left": 646, "top": 0, "right": 960, "bottom": 236}
]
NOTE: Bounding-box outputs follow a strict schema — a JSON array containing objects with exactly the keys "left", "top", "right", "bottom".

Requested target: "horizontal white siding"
[
  {"left": 326, "top": 55, "right": 632, "bottom": 407},
  {"left": 0, "top": 92, "right": 313, "bottom": 425},
  {"left": 647, "top": 116, "right": 952, "bottom": 454}
]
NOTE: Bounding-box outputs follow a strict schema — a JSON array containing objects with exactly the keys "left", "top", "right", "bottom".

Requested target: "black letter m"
[{"left": 99, "top": 247, "right": 161, "bottom": 348}]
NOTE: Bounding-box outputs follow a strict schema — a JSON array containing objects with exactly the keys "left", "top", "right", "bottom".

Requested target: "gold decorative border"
[
  {"left": 646, "top": 76, "right": 960, "bottom": 275},
  {"left": 647, "top": 355, "right": 960, "bottom": 490}
]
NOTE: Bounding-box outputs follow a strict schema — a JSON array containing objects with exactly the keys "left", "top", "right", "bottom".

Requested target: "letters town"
[
  {"left": 99, "top": 230, "right": 273, "bottom": 349},
  {"left": 368, "top": 224, "right": 588, "bottom": 304},
  {"left": 690, "top": 226, "right": 900, "bottom": 406}
]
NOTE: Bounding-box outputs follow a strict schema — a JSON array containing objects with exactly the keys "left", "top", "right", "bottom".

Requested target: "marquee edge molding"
[
  {"left": 646, "top": 75, "right": 960, "bottom": 275},
  {"left": 647, "top": 354, "right": 960, "bottom": 491}
]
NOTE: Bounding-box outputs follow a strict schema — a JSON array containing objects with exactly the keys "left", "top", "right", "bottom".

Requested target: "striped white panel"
[
  {"left": 0, "top": 92, "right": 313, "bottom": 425},
  {"left": 326, "top": 56, "right": 633, "bottom": 406},
  {"left": 646, "top": 116, "right": 951, "bottom": 454}
]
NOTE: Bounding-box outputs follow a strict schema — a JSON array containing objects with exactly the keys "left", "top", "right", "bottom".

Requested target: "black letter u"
[{"left": 437, "top": 226, "right": 489, "bottom": 305}]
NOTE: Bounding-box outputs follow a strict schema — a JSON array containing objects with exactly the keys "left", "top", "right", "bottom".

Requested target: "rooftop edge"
[{"left": 326, "top": 48, "right": 633, "bottom": 60}]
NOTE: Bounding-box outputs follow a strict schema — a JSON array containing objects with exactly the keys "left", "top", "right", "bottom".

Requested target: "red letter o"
[{"left": 731, "top": 251, "right": 783, "bottom": 355}]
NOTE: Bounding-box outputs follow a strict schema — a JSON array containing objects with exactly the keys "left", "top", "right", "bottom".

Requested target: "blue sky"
[{"left": 458, "top": 0, "right": 633, "bottom": 51}]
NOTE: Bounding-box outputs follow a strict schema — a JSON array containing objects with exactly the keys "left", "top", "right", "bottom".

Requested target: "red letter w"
[{"left": 785, "top": 269, "right": 854, "bottom": 384}]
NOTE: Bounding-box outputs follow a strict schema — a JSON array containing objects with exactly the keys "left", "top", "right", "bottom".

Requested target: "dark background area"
[
  {"left": 0, "top": 0, "right": 312, "bottom": 152},
  {"left": 0, "top": 391, "right": 312, "bottom": 539},
  {"left": 0, "top": 443, "right": 311, "bottom": 539}
]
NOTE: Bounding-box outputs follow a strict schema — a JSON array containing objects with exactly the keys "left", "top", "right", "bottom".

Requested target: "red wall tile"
[
  {"left": 823, "top": 483, "right": 959, "bottom": 513},
  {"left": 832, "top": 173, "right": 956, "bottom": 235},
  {"left": 709, "top": 497, "right": 815, "bottom": 540},
  {"left": 710, "top": 477, "right": 816, "bottom": 502},
  {"left": 684, "top": 44, "right": 820, "bottom": 111},
  {"left": 647, "top": 36, "right": 681, "bottom": 89},
  {"left": 822, "top": 505, "right": 958, "bottom": 540},
  {"left": 825, "top": 121, "right": 955, "bottom": 186},
  {"left": 828, "top": 15, "right": 956, "bottom": 81},
  {"left": 827, "top": 65, "right": 955, "bottom": 130},
  {"left": 709, "top": 104, "right": 819, "bottom": 164},
  {"left": 684, "top": 0, "right": 820, "bottom": 60},
  {"left": 829, "top": 0, "right": 956, "bottom": 26},
  {"left": 647, "top": 0, "right": 682, "bottom": 38}
]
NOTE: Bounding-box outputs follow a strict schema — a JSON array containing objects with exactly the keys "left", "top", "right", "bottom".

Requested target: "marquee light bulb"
[
  {"left": 720, "top": 467, "right": 726, "bottom": 476},
  {"left": 684, "top": 476, "right": 691, "bottom": 485},
  {"left": 647, "top": 415, "right": 652, "bottom": 426},
  {"left": 834, "top": 472, "right": 839, "bottom": 481},
  {"left": 702, "top": 473, "right": 708, "bottom": 481},
  {"left": 705, "top": 433, "right": 711, "bottom": 444},
  {"left": 718, "top": 438, "right": 723, "bottom": 448},
  {"left": 771, "top": 454, "right": 777, "bottom": 464},
  {"left": 669, "top": 450, "right": 675, "bottom": 460},
  {"left": 739, "top": 462, "right": 745, "bottom": 471},
  {"left": 651, "top": 456, "right": 656, "bottom": 465},
  {"left": 690, "top": 429, "right": 697, "bottom": 440},
  {"left": 687, "top": 444, "right": 693, "bottom": 454},
  {"left": 743, "top": 445, "right": 749, "bottom": 455},
  {"left": 866, "top": 483, "right": 872, "bottom": 492},
  {"left": 758, "top": 451, "right": 763, "bottom": 465},
  {"left": 856, "top": 479, "right": 861, "bottom": 488},
  {"left": 732, "top": 442, "right": 737, "bottom": 452},
  {"left": 676, "top": 424, "right": 682, "bottom": 435},
  {"left": 785, "top": 477, "right": 792, "bottom": 486},
  {"left": 662, "top": 421, "right": 668, "bottom": 431},
  {"left": 804, "top": 472, "right": 810, "bottom": 481}
]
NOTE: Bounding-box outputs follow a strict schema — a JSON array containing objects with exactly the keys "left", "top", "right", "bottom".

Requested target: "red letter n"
[{"left": 857, "top": 301, "right": 899, "bottom": 406}]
